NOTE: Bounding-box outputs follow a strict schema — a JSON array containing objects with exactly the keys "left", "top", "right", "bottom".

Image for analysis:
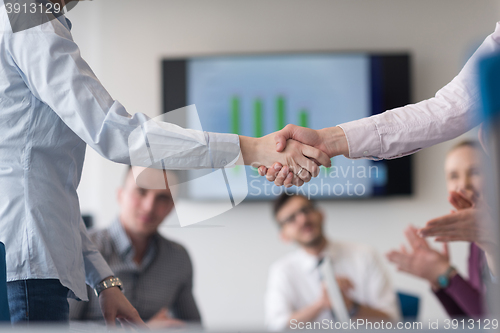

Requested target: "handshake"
[{"left": 238, "top": 124, "right": 349, "bottom": 187}]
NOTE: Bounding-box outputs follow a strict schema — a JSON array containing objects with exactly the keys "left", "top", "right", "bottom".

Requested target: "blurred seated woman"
[{"left": 387, "top": 141, "right": 487, "bottom": 318}]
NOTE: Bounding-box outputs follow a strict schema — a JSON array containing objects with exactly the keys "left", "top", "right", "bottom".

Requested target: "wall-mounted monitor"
[{"left": 162, "top": 53, "right": 412, "bottom": 200}]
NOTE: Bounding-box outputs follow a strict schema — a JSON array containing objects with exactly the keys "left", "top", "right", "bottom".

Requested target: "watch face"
[{"left": 438, "top": 275, "right": 448, "bottom": 288}]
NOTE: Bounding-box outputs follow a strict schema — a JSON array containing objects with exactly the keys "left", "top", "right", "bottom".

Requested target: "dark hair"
[
  {"left": 273, "top": 192, "right": 314, "bottom": 217},
  {"left": 123, "top": 165, "right": 133, "bottom": 185}
]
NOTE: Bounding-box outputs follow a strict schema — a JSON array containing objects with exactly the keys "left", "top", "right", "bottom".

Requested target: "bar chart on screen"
[
  {"left": 229, "top": 94, "right": 316, "bottom": 175},
  {"left": 230, "top": 95, "right": 310, "bottom": 136}
]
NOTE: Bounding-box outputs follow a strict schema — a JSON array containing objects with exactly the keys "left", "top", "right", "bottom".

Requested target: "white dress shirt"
[
  {"left": 338, "top": 22, "right": 500, "bottom": 160},
  {"left": 0, "top": 1, "right": 239, "bottom": 300},
  {"left": 264, "top": 241, "right": 399, "bottom": 331}
]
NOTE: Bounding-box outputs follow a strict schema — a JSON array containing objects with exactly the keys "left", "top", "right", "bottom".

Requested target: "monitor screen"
[{"left": 162, "top": 53, "right": 412, "bottom": 200}]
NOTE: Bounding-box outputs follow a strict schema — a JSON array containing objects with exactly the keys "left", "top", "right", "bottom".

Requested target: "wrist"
[
  {"left": 432, "top": 265, "right": 456, "bottom": 290},
  {"left": 239, "top": 136, "right": 259, "bottom": 166},
  {"left": 319, "top": 126, "right": 348, "bottom": 158},
  {"left": 95, "top": 276, "right": 123, "bottom": 296}
]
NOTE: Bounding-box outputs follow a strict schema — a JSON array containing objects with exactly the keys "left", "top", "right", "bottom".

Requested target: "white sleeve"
[
  {"left": 338, "top": 21, "right": 500, "bottom": 160},
  {"left": 79, "top": 219, "right": 113, "bottom": 291},
  {"left": 264, "top": 265, "right": 294, "bottom": 331},
  {"left": 5, "top": 17, "right": 240, "bottom": 169}
]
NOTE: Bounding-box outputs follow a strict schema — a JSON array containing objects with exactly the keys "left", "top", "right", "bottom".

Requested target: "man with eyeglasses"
[{"left": 264, "top": 193, "right": 399, "bottom": 330}]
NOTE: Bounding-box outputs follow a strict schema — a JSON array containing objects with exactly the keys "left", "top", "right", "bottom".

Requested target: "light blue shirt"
[{"left": 0, "top": 0, "right": 239, "bottom": 300}]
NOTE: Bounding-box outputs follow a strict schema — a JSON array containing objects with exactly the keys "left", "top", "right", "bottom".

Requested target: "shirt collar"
[
  {"left": 109, "top": 219, "right": 134, "bottom": 257},
  {"left": 36, "top": 0, "right": 72, "bottom": 31},
  {"left": 297, "top": 239, "right": 341, "bottom": 273},
  {"left": 109, "top": 218, "right": 159, "bottom": 270}
]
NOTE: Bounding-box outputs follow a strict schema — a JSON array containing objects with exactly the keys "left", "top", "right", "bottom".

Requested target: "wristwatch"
[
  {"left": 94, "top": 276, "right": 123, "bottom": 296},
  {"left": 437, "top": 266, "right": 456, "bottom": 289}
]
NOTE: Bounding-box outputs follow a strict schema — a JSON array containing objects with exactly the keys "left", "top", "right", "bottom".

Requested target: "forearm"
[
  {"left": 338, "top": 92, "right": 479, "bottom": 160},
  {"left": 439, "top": 274, "right": 484, "bottom": 317},
  {"left": 337, "top": 24, "right": 500, "bottom": 160},
  {"left": 434, "top": 288, "right": 467, "bottom": 318},
  {"left": 238, "top": 135, "right": 260, "bottom": 166},
  {"left": 7, "top": 21, "right": 240, "bottom": 171},
  {"left": 317, "top": 126, "right": 349, "bottom": 157}
]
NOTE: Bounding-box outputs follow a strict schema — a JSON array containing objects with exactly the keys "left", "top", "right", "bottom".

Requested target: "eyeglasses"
[{"left": 278, "top": 204, "right": 316, "bottom": 226}]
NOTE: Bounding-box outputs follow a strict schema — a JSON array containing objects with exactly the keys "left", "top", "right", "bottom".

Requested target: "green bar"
[
  {"left": 231, "top": 96, "right": 240, "bottom": 135},
  {"left": 276, "top": 96, "right": 286, "bottom": 131},
  {"left": 254, "top": 99, "right": 263, "bottom": 137},
  {"left": 299, "top": 110, "right": 309, "bottom": 128}
]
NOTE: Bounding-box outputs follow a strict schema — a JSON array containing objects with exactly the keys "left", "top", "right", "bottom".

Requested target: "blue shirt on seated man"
[{"left": 69, "top": 167, "right": 201, "bottom": 328}]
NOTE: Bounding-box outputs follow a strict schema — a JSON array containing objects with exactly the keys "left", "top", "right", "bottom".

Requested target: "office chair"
[{"left": 397, "top": 291, "right": 420, "bottom": 321}]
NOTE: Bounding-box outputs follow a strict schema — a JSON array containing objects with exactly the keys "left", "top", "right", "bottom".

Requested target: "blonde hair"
[{"left": 448, "top": 140, "right": 482, "bottom": 155}]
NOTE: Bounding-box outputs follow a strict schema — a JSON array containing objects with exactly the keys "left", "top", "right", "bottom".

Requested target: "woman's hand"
[
  {"left": 448, "top": 189, "right": 477, "bottom": 210},
  {"left": 419, "top": 190, "right": 498, "bottom": 276},
  {"left": 419, "top": 190, "right": 495, "bottom": 250},
  {"left": 98, "top": 285, "right": 146, "bottom": 328},
  {"left": 257, "top": 125, "right": 345, "bottom": 186},
  {"left": 239, "top": 134, "right": 331, "bottom": 187},
  {"left": 387, "top": 226, "right": 451, "bottom": 288}
]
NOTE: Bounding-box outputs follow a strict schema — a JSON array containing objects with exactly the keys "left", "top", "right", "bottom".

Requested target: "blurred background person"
[
  {"left": 70, "top": 167, "right": 201, "bottom": 328},
  {"left": 264, "top": 193, "right": 399, "bottom": 330},
  {"left": 387, "top": 141, "right": 487, "bottom": 318}
]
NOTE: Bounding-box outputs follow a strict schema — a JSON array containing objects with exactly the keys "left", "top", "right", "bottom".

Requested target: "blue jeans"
[{"left": 7, "top": 279, "right": 69, "bottom": 324}]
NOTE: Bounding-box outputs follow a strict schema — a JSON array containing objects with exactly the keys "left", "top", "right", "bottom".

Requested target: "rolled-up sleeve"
[
  {"left": 5, "top": 17, "right": 240, "bottom": 170},
  {"left": 79, "top": 219, "right": 113, "bottom": 292},
  {"left": 435, "top": 274, "right": 484, "bottom": 318},
  {"left": 339, "top": 21, "right": 500, "bottom": 160}
]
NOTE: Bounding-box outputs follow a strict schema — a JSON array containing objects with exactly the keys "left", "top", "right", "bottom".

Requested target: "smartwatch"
[{"left": 94, "top": 276, "right": 123, "bottom": 296}]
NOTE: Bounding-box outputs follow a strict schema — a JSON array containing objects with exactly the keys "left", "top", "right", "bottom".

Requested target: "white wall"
[{"left": 67, "top": 0, "right": 500, "bottom": 330}]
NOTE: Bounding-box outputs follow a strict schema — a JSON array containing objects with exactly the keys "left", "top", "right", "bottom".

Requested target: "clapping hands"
[
  {"left": 387, "top": 226, "right": 451, "bottom": 288},
  {"left": 419, "top": 189, "right": 497, "bottom": 254}
]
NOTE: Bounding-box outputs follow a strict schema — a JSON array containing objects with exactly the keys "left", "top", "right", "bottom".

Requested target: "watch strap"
[
  {"left": 94, "top": 276, "right": 123, "bottom": 296},
  {"left": 437, "top": 266, "right": 455, "bottom": 289}
]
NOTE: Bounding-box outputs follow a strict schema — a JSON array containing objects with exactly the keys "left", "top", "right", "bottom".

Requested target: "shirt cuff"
[
  {"left": 337, "top": 117, "right": 382, "bottom": 160},
  {"left": 84, "top": 253, "right": 114, "bottom": 290},
  {"left": 205, "top": 132, "right": 241, "bottom": 168}
]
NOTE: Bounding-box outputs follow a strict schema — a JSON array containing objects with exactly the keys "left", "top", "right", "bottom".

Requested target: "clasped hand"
[{"left": 241, "top": 124, "right": 348, "bottom": 187}]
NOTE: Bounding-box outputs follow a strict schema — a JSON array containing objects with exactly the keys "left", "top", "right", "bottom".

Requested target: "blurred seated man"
[
  {"left": 70, "top": 167, "right": 201, "bottom": 328},
  {"left": 264, "top": 193, "right": 399, "bottom": 331}
]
